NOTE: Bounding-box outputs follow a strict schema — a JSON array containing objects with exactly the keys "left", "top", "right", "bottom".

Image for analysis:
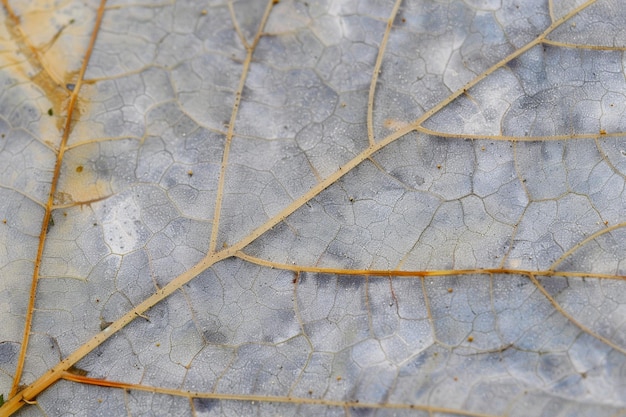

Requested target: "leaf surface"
[{"left": 1, "top": 0, "right": 626, "bottom": 416}]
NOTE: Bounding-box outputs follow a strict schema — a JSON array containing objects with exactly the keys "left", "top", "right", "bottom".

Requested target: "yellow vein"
[
  {"left": 228, "top": 0, "right": 250, "bottom": 49},
  {"left": 366, "top": 0, "right": 402, "bottom": 145},
  {"left": 417, "top": 126, "right": 624, "bottom": 141},
  {"left": 594, "top": 136, "right": 626, "bottom": 181},
  {"left": 59, "top": 372, "right": 501, "bottom": 417},
  {"left": 411, "top": 0, "right": 597, "bottom": 129},
  {"left": 209, "top": 0, "right": 275, "bottom": 254},
  {"left": 2, "top": 250, "right": 231, "bottom": 414},
  {"left": 548, "top": 221, "right": 626, "bottom": 271},
  {"left": 240, "top": 251, "right": 626, "bottom": 358},
  {"left": 0, "top": 123, "right": 411, "bottom": 413},
  {"left": 8, "top": 0, "right": 107, "bottom": 399},
  {"left": 235, "top": 251, "right": 626, "bottom": 281},
  {"left": 542, "top": 39, "right": 626, "bottom": 51},
  {"left": 527, "top": 273, "right": 626, "bottom": 356},
  {"left": 421, "top": 276, "right": 436, "bottom": 343}
]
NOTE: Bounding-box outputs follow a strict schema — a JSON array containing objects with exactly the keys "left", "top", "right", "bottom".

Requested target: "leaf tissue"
[{"left": 1, "top": 0, "right": 626, "bottom": 416}]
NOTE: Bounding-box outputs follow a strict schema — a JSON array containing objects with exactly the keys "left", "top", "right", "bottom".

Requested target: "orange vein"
[
  {"left": 59, "top": 372, "right": 500, "bottom": 417},
  {"left": 208, "top": 0, "right": 275, "bottom": 254},
  {"left": 366, "top": 0, "right": 402, "bottom": 145},
  {"left": 8, "top": 0, "right": 107, "bottom": 400},
  {"left": 235, "top": 251, "right": 626, "bottom": 281}
]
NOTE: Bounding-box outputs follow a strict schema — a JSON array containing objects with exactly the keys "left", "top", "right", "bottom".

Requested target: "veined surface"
[{"left": 1, "top": 1, "right": 626, "bottom": 416}]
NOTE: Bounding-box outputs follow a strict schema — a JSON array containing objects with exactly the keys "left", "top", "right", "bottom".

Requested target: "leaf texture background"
[{"left": 1, "top": 0, "right": 626, "bottom": 416}]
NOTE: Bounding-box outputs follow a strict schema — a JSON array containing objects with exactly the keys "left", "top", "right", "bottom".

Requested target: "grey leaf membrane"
[{"left": 1, "top": 1, "right": 625, "bottom": 416}]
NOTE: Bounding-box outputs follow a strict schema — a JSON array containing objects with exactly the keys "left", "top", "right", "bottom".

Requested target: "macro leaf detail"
[{"left": 1, "top": 0, "right": 626, "bottom": 416}]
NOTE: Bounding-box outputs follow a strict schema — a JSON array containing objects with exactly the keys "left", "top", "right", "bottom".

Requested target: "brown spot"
[
  {"left": 54, "top": 191, "right": 74, "bottom": 205},
  {"left": 55, "top": 148, "right": 113, "bottom": 205},
  {"left": 600, "top": 129, "right": 607, "bottom": 135},
  {"left": 447, "top": 288, "right": 453, "bottom": 293},
  {"left": 383, "top": 118, "right": 409, "bottom": 131},
  {"left": 467, "top": 336, "right": 474, "bottom": 342}
]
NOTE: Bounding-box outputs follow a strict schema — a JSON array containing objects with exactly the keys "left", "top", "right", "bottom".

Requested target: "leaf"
[{"left": 1, "top": 0, "right": 626, "bottom": 416}]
